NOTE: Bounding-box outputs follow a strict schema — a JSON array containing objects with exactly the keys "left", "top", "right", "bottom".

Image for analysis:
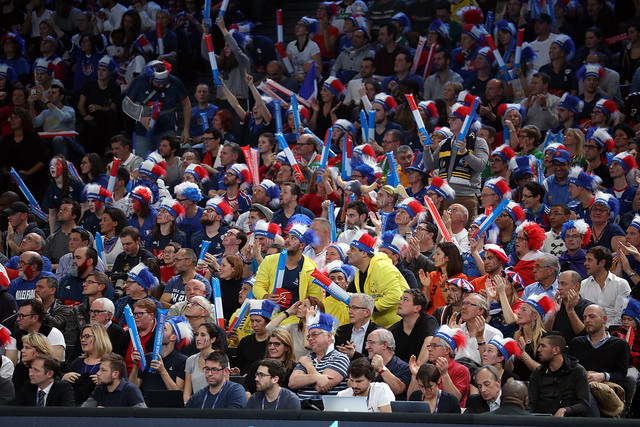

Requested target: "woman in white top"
[
  {"left": 100, "top": 207, "right": 126, "bottom": 270},
  {"left": 183, "top": 321, "right": 225, "bottom": 404},
  {"left": 286, "top": 17, "right": 322, "bottom": 83}
]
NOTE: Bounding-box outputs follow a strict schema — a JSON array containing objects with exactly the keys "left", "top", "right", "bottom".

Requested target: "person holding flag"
[{"left": 253, "top": 222, "right": 323, "bottom": 312}]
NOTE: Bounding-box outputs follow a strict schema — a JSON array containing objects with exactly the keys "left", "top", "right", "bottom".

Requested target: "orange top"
[{"left": 425, "top": 271, "right": 468, "bottom": 314}]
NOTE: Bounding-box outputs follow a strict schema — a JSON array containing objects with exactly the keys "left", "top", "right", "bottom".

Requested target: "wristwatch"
[{"left": 378, "top": 366, "right": 388, "bottom": 375}]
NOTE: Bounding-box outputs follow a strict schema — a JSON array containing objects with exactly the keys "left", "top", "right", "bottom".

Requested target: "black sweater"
[{"left": 567, "top": 335, "right": 630, "bottom": 385}]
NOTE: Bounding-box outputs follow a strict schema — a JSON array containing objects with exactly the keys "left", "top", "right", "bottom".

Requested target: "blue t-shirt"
[
  {"left": 8, "top": 271, "right": 54, "bottom": 305},
  {"left": 190, "top": 227, "right": 227, "bottom": 256},
  {"left": 127, "top": 74, "right": 188, "bottom": 136},
  {"left": 177, "top": 207, "right": 204, "bottom": 244},
  {"left": 6, "top": 255, "right": 53, "bottom": 272},
  {"left": 605, "top": 186, "right": 637, "bottom": 223},
  {"left": 163, "top": 272, "right": 211, "bottom": 303},
  {"left": 281, "top": 256, "right": 304, "bottom": 307},
  {"left": 186, "top": 381, "right": 247, "bottom": 409},
  {"left": 543, "top": 175, "right": 571, "bottom": 206},
  {"left": 128, "top": 208, "right": 158, "bottom": 239},
  {"left": 143, "top": 230, "right": 187, "bottom": 257},
  {"left": 81, "top": 210, "right": 102, "bottom": 235},
  {"left": 41, "top": 179, "right": 85, "bottom": 211},
  {"left": 189, "top": 104, "right": 219, "bottom": 137}
]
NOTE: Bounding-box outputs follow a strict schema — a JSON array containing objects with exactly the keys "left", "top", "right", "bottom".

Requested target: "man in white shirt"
[
  {"left": 446, "top": 203, "right": 470, "bottom": 253},
  {"left": 337, "top": 358, "right": 394, "bottom": 412},
  {"left": 581, "top": 246, "right": 631, "bottom": 326},
  {"left": 97, "top": 0, "right": 127, "bottom": 33}
]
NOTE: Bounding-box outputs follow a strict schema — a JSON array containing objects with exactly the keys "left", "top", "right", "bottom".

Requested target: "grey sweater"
[{"left": 201, "top": 33, "right": 250, "bottom": 100}]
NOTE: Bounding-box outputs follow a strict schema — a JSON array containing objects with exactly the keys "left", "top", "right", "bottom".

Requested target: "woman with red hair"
[
  {"left": 509, "top": 221, "right": 546, "bottom": 286},
  {"left": 213, "top": 109, "right": 235, "bottom": 144}
]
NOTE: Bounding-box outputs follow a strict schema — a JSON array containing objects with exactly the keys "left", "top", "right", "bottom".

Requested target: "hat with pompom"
[
  {"left": 206, "top": 196, "right": 233, "bottom": 224},
  {"left": 128, "top": 263, "right": 159, "bottom": 290},
  {"left": 434, "top": 325, "right": 467, "bottom": 352},
  {"left": 83, "top": 183, "right": 112, "bottom": 202},
  {"left": 174, "top": 182, "right": 203, "bottom": 202},
  {"left": 159, "top": 197, "right": 185, "bottom": 219}
]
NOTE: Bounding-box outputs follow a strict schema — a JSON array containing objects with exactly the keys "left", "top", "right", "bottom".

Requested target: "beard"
[
  {"left": 200, "top": 216, "right": 215, "bottom": 226},
  {"left": 218, "top": 53, "right": 238, "bottom": 72}
]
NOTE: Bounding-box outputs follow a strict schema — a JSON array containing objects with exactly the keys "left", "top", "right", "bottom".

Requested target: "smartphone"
[{"left": 31, "top": 89, "right": 37, "bottom": 95}]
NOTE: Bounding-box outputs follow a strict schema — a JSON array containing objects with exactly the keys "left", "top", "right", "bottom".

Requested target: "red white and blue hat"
[
  {"left": 456, "top": 91, "right": 477, "bottom": 107},
  {"left": 593, "top": 99, "right": 618, "bottom": 121},
  {"left": 327, "top": 242, "right": 350, "bottom": 262},
  {"left": 34, "top": 58, "right": 56, "bottom": 74},
  {"left": 145, "top": 151, "right": 167, "bottom": 169},
  {"left": 83, "top": 183, "right": 112, "bottom": 202},
  {"left": 569, "top": 166, "right": 601, "bottom": 191},
  {"left": 323, "top": 76, "right": 346, "bottom": 99},
  {"left": 354, "top": 144, "right": 377, "bottom": 160},
  {"left": 428, "top": 20, "right": 449, "bottom": 39},
  {"left": 130, "top": 185, "right": 154, "bottom": 205},
  {"left": 497, "top": 103, "right": 525, "bottom": 119},
  {"left": 591, "top": 191, "right": 619, "bottom": 220},
  {"left": 447, "top": 278, "right": 474, "bottom": 293},
  {"left": 427, "top": 176, "right": 455, "bottom": 201},
  {"left": 558, "top": 93, "right": 584, "bottom": 114},
  {"left": 397, "top": 197, "right": 426, "bottom": 219},
  {"left": 544, "top": 142, "right": 567, "bottom": 154},
  {"left": 206, "top": 196, "right": 233, "bottom": 224},
  {"left": 374, "top": 93, "right": 398, "bottom": 114},
  {"left": 229, "top": 163, "right": 251, "bottom": 183},
  {"left": 476, "top": 47, "right": 495, "bottom": 66},
  {"left": 184, "top": 164, "right": 209, "bottom": 183},
  {"left": 504, "top": 201, "right": 526, "bottom": 224},
  {"left": 406, "top": 151, "right": 426, "bottom": 175},
  {"left": 503, "top": 270, "right": 525, "bottom": 292},
  {"left": 392, "top": 12, "right": 411, "bottom": 31},
  {"left": 461, "top": 24, "right": 483, "bottom": 42},
  {"left": 159, "top": 197, "right": 186, "bottom": 219},
  {"left": 138, "top": 159, "right": 166, "bottom": 181},
  {"left": 524, "top": 294, "right": 555, "bottom": 321},
  {"left": 128, "top": 263, "right": 159, "bottom": 290},
  {"left": 299, "top": 16, "right": 319, "bottom": 36},
  {"left": 433, "top": 127, "right": 454, "bottom": 140},
  {"left": 560, "top": 219, "right": 592, "bottom": 248},
  {"left": 333, "top": 118, "right": 355, "bottom": 135},
  {"left": 552, "top": 34, "right": 575, "bottom": 60},
  {"left": 288, "top": 222, "right": 320, "bottom": 246},
  {"left": 380, "top": 231, "right": 408, "bottom": 257},
  {"left": 174, "top": 182, "right": 203, "bottom": 202},
  {"left": 483, "top": 243, "right": 508, "bottom": 263},
  {"left": 485, "top": 177, "right": 512, "bottom": 201},
  {"left": 250, "top": 300, "right": 280, "bottom": 319},
  {"left": 254, "top": 220, "right": 282, "bottom": 240},
  {"left": 350, "top": 230, "right": 378, "bottom": 255},
  {"left": 434, "top": 325, "right": 467, "bottom": 352},
  {"left": 611, "top": 151, "right": 638, "bottom": 173},
  {"left": 577, "top": 63, "right": 604, "bottom": 81},
  {"left": 492, "top": 146, "right": 516, "bottom": 164},
  {"left": 258, "top": 179, "right": 281, "bottom": 200},
  {"left": 308, "top": 312, "right": 338, "bottom": 333},
  {"left": 418, "top": 100, "right": 439, "bottom": 119},
  {"left": 589, "top": 128, "right": 615, "bottom": 151},
  {"left": 509, "top": 156, "right": 535, "bottom": 179},
  {"left": 488, "top": 337, "right": 521, "bottom": 360},
  {"left": 450, "top": 103, "right": 471, "bottom": 120},
  {"left": 166, "top": 316, "right": 193, "bottom": 347}
]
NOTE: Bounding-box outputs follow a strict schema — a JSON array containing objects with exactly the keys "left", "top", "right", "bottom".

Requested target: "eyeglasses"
[
  {"left": 204, "top": 366, "right": 225, "bottom": 374},
  {"left": 584, "top": 144, "right": 599, "bottom": 150},
  {"left": 17, "top": 313, "right": 35, "bottom": 319},
  {"left": 427, "top": 343, "right": 443, "bottom": 349},
  {"left": 515, "top": 236, "right": 528, "bottom": 242},
  {"left": 125, "top": 279, "right": 138, "bottom": 285},
  {"left": 307, "top": 331, "right": 325, "bottom": 340},
  {"left": 176, "top": 197, "right": 188, "bottom": 202},
  {"left": 351, "top": 174, "right": 364, "bottom": 179},
  {"left": 89, "top": 309, "right": 107, "bottom": 315},
  {"left": 202, "top": 136, "right": 215, "bottom": 140},
  {"left": 255, "top": 372, "right": 272, "bottom": 379},
  {"left": 267, "top": 341, "right": 282, "bottom": 347},
  {"left": 187, "top": 301, "right": 206, "bottom": 310},
  {"left": 17, "top": 261, "right": 30, "bottom": 267},
  {"left": 462, "top": 301, "right": 479, "bottom": 307},
  {"left": 175, "top": 257, "right": 190, "bottom": 262},
  {"left": 132, "top": 312, "right": 150, "bottom": 318},
  {"left": 348, "top": 305, "right": 368, "bottom": 311},
  {"left": 84, "top": 280, "right": 101, "bottom": 285},
  {"left": 80, "top": 334, "right": 94, "bottom": 340},
  {"left": 224, "top": 231, "right": 238, "bottom": 237},
  {"left": 365, "top": 340, "right": 381, "bottom": 345}
]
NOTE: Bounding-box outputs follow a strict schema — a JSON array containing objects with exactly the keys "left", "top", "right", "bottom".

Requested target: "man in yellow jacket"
[
  {"left": 253, "top": 223, "right": 323, "bottom": 325},
  {"left": 347, "top": 230, "right": 409, "bottom": 328}
]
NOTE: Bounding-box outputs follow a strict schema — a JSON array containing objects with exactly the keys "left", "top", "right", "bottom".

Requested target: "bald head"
[
  {"left": 586, "top": 304, "right": 607, "bottom": 317},
  {"left": 501, "top": 380, "right": 529, "bottom": 409}
]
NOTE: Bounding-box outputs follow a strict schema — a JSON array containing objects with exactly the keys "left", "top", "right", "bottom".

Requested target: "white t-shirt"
[
  {"left": 286, "top": 40, "right": 320, "bottom": 77},
  {"left": 530, "top": 35, "right": 557, "bottom": 71},
  {"left": 0, "top": 355, "right": 14, "bottom": 379},
  {"left": 337, "top": 382, "right": 395, "bottom": 412}
]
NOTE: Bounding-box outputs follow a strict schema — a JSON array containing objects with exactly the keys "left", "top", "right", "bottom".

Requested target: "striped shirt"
[{"left": 293, "top": 348, "right": 350, "bottom": 400}]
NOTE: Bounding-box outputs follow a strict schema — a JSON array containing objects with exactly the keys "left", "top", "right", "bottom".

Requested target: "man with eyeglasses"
[
  {"left": 161, "top": 248, "right": 211, "bottom": 307},
  {"left": 455, "top": 293, "right": 503, "bottom": 366},
  {"left": 542, "top": 204, "right": 572, "bottom": 256},
  {"left": 113, "top": 264, "right": 163, "bottom": 325},
  {"left": 1, "top": 201, "right": 45, "bottom": 258},
  {"left": 88, "top": 297, "right": 126, "bottom": 352},
  {"left": 34, "top": 276, "right": 78, "bottom": 360},
  {"left": 335, "top": 293, "right": 381, "bottom": 360},
  {"left": 71, "top": 271, "right": 110, "bottom": 331},
  {"left": 117, "top": 299, "right": 158, "bottom": 373},
  {"left": 58, "top": 246, "right": 108, "bottom": 306},
  {"left": 11, "top": 299, "right": 66, "bottom": 362},
  {"left": 200, "top": 127, "right": 223, "bottom": 177},
  {"left": 584, "top": 129, "right": 613, "bottom": 188},
  {"left": 211, "top": 142, "right": 242, "bottom": 193},
  {"left": 294, "top": 134, "right": 321, "bottom": 178},
  {"left": 246, "top": 359, "right": 301, "bottom": 409},
  {"left": 4, "top": 232, "right": 52, "bottom": 273},
  {"left": 364, "top": 329, "right": 411, "bottom": 399},
  {"left": 289, "top": 312, "right": 350, "bottom": 402},
  {"left": 8, "top": 251, "right": 54, "bottom": 306},
  {"left": 186, "top": 352, "right": 246, "bottom": 408}
]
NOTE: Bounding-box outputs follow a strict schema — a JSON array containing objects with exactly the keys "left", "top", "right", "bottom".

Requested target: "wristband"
[
  {"left": 379, "top": 366, "right": 387, "bottom": 375},
  {"left": 283, "top": 311, "right": 291, "bottom": 318}
]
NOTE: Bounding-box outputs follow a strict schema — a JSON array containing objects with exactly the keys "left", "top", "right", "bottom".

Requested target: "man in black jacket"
[
  {"left": 12, "top": 354, "right": 75, "bottom": 406},
  {"left": 529, "top": 332, "right": 590, "bottom": 417},
  {"left": 490, "top": 380, "right": 530, "bottom": 416},
  {"left": 465, "top": 365, "right": 502, "bottom": 414},
  {"left": 335, "top": 293, "right": 381, "bottom": 360}
]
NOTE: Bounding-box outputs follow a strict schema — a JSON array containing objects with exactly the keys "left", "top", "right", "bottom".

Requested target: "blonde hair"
[
  {"left": 564, "top": 128, "right": 585, "bottom": 160},
  {"left": 266, "top": 328, "right": 296, "bottom": 372},
  {"left": 82, "top": 324, "right": 113, "bottom": 359},
  {"left": 22, "top": 332, "right": 54, "bottom": 355},
  {"left": 514, "top": 305, "right": 544, "bottom": 352}
]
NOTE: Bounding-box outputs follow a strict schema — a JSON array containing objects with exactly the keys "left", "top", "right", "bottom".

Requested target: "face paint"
[{"left": 50, "top": 159, "right": 64, "bottom": 178}]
